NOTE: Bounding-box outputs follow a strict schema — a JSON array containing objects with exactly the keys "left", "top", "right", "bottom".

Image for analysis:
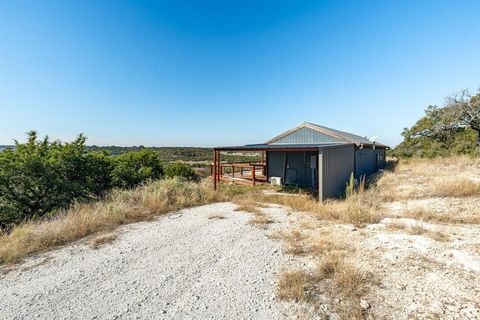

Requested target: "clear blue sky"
[{"left": 0, "top": 1, "right": 479, "bottom": 147}]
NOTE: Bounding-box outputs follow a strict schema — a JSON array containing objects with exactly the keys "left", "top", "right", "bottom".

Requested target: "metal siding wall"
[
  {"left": 321, "top": 144, "right": 355, "bottom": 198},
  {"left": 267, "top": 151, "right": 286, "bottom": 180},
  {"left": 267, "top": 151, "right": 318, "bottom": 188},
  {"left": 355, "top": 148, "right": 385, "bottom": 177},
  {"left": 285, "top": 152, "right": 304, "bottom": 185},
  {"left": 271, "top": 127, "right": 343, "bottom": 144}
]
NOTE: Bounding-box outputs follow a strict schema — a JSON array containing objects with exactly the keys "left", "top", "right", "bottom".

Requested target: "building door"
[{"left": 376, "top": 152, "right": 384, "bottom": 170}]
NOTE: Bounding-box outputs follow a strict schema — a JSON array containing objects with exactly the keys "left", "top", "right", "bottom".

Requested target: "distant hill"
[
  {"left": 86, "top": 146, "right": 259, "bottom": 163},
  {"left": 0, "top": 144, "right": 257, "bottom": 162},
  {"left": 87, "top": 146, "right": 212, "bottom": 160}
]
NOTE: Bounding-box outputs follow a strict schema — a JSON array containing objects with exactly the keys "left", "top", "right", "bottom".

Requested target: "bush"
[
  {"left": 111, "top": 149, "right": 163, "bottom": 188},
  {"left": 0, "top": 131, "right": 113, "bottom": 229},
  {"left": 0, "top": 132, "right": 166, "bottom": 230},
  {"left": 164, "top": 162, "right": 198, "bottom": 181}
]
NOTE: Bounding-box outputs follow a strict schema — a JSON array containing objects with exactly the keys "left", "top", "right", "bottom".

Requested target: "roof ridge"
[
  {"left": 302, "top": 122, "right": 352, "bottom": 143},
  {"left": 305, "top": 122, "right": 371, "bottom": 142},
  {"left": 266, "top": 122, "right": 387, "bottom": 148}
]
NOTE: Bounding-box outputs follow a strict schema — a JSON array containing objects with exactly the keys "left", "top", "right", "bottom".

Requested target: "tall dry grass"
[
  {"left": 260, "top": 192, "right": 381, "bottom": 227},
  {"left": 403, "top": 207, "right": 480, "bottom": 225},
  {"left": 433, "top": 179, "right": 480, "bottom": 198},
  {"left": 277, "top": 270, "right": 310, "bottom": 301},
  {"left": 375, "top": 156, "right": 480, "bottom": 200},
  {"left": 0, "top": 179, "right": 255, "bottom": 264},
  {"left": 273, "top": 228, "right": 348, "bottom": 256}
]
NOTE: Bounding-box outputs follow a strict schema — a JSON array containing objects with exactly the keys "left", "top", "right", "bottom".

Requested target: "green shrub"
[
  {"left": 0, "top": 131, "right": 113, "bottom": 229},
  {"left": 0, "top": 132, "right": 167, "bottom": 229},
  {"left": 164, "top": 162, "right": 198, "bottom": 181},
  {"left": 345, "top": 172, "right": 355, "bottom": 198},
  {"left": 111, "top": 149, "right": 163, "bottom": 188}
]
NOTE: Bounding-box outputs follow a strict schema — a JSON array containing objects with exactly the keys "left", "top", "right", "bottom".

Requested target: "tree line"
[
  {"left": 0, "top": 131, "right": 197, "bottom": 230},
  {"left": 392, "top": 89, "right": 480, "bottom": 158}
]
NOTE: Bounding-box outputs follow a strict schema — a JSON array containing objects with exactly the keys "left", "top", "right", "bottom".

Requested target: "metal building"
[{"left": 212, "top": 122, "right": 389, "bottom": 200}]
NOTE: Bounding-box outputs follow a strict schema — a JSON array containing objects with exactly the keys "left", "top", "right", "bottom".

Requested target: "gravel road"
[{"left": 0, "top": 203, "right": 296, "bottom": 320}]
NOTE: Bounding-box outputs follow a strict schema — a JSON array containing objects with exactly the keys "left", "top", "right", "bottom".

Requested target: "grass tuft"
[
  {"left": 277, "top": 270, "right": 309, "bottom": 301},
  {"left": 91, "top": 233, "right": 118, "bottom": 249},
  {"left": 434, "top": 179, "right": 480, "bottom": 198},
  {"left": 208, "top": 213, "right": 226, "bottom": 220},
  {"left": 315, "top": 253, "right": 373, "bottom": 318}
]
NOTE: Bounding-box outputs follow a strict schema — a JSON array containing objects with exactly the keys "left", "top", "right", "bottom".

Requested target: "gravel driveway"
[{"left": 0, "top": 203, "right": 296, "bottom": 320}]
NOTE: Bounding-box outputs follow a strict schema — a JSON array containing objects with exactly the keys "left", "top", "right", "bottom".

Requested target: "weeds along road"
[{"left": 0, "top": 203, "right": 297, "bottom": 320}]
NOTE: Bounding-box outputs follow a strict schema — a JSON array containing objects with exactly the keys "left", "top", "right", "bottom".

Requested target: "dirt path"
[{"left": 0, "top": 203, "right": 297, "bottom": 320}]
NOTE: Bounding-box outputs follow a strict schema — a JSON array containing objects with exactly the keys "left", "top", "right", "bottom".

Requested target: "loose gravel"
[{"left": 0, "top": 203, "right": 297, "bottom": 320}]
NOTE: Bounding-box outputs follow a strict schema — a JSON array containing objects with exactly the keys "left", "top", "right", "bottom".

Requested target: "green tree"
[
  {"left": 111, "top": 149, "right": 163, "bottom": 188},
  {"left": 0, "top": 131, "right": 114, "bottom": 229},
  {"left": 392, "top": 90, "right": 480, "bottom": 158},
  {"left": 164, "top": 162, "right": 198, "bottom": 181}
]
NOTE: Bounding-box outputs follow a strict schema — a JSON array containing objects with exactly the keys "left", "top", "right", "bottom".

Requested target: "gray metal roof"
[
  {"left": 215, "top": 143, "right": 348, "bottom": 151},
  {"left": 267, "top": 122, "right": 388, "bottom": 148},
  {"left": 216, "top": 122, "right": 389, "bottom": 150}
]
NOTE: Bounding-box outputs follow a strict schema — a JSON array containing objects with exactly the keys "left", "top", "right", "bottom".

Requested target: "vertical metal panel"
[
  {"left": 285, "top": 152, "right": 303, "bottom": 185},
  {"left": 318, "top": 152, "right": 323, "bottom": 201},
  {"left": 267, "top": 151, "right": 286, "bottom": 181},
  {"left": 271, "top": 127, "right": 343, "bottom": 145},
  {"left": 321, "top": 144, "right": 355, "bottom": 198},
  {"left": 285, "top": 151, "right": 318, "bottom": 187},
  {"left": 355, "top": 148, "right": 386, "bottom": 177}
]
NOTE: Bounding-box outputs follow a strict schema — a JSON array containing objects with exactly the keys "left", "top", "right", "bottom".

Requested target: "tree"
[
  {"left": 164, "top": 162, "right": 198, "bottom": 181},
  {"left": 392, "top": 89, "right": 480, "bottom": 158},
  {"left": 111, "top": 149, "right": 163, "bottom": 188},
  {"left": 441, "top": 89, "right": 480, "bottom": 147},
  {"left": 0, "top": 131, "right": 114, "bottom": 229}
]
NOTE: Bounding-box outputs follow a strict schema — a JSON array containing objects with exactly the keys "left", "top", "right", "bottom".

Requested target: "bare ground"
[
  {"left": 267, "top": 157, "right": 480, "bottom": 319},
  {"left": 0, "top": 203, "right": 301, "bottom": 320}
]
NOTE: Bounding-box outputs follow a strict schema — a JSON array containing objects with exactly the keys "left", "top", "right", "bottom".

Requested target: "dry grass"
[
  {"left": 281, "top": 230, "right": 307, "bottom": 255},
  {"left": 274, "top": 157, "right": 479, "bottom": 318},
  {"left": 260, "top": 193, "right": 381, "bottom": 228},
  {"left": 408, "top": 223, "right": 429, "bottom": 236},
  {"left": 393, "top": 156, "right": 480, "bottom": 178},
  {"left": 407, "top": 223, "right": 449, "bottom": 242},
  {"left": 315, "top": 253, "right": 373, "bottom": 319},
  {"left": 208, "top": 213, "right": 226, "bottom": 220},
  {"left": 91, "top": 233, "right": 117, "bottom": 249},
  {"left": 278, "top": 252, "right": 374, "bottom": 318},
  {"left": 247, "top": 212, "right": 274, "bottom": 226},
  {"left": 277, "top": 270, "right": 310, "bottom": 301},
  {"left": 233, "top": 204, "right": 263, "bottom": 215},
  {"left": 427, "top": 230, "right": 450, "bottom": 242},
  {"left": 0, "top": 179, "right": 256, "bottom": 264},
  {"left": 386, "top": 221, "right": 407, "bottom": 231},
  {"left": 278, "top": 229, "right": 348, "bottom": 256},
  {"left": 375, "top": 156, "right": 480, "bottom": 201},
  {"left": 402, "top": 208, "right": 480, "bottom": 225},
  {"left": 307, "top": 232, "right": 348, "bottom": 256},
  {"left": 386, "top": 220, "right": 450, "bottom": 242},
  {"left": 233, "top": 197, "right": 274, "bottom": 226},
  {"left": 315, "top": 253, "right": 371, "bottom": 297},
  {"left": 433, "top": 179, "right": 480, "bottom": 198},
  {"left": 277, "top": 270, "right": 312, "bottom": 302}
]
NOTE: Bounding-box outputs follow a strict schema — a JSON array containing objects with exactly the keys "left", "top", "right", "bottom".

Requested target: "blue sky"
[{"left": 0, "top": 0, "right": 479, "bottom": 147}]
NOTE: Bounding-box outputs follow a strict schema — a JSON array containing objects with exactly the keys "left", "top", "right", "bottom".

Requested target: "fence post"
[{"left": 252, "top": 166, "right": 256, "bottom": 186}]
